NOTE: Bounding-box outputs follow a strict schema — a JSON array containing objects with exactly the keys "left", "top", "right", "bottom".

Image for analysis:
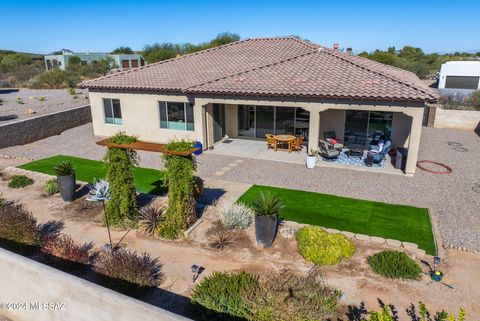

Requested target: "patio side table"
[{"left": 347, "top": 144, "right": 364, "bottom": 158}]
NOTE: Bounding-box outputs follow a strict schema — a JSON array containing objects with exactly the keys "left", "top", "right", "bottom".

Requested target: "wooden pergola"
[{"left": 96, "top": 139, "right": 199, "bottom": 156}]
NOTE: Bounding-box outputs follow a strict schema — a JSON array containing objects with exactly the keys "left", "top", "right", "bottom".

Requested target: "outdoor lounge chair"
[
  {"left": 323, "top": 131, "right": 344, "bottom": 150},
  {"left": 372, "top": 140, "right": 392, "bottom": 164},
  {"left": 369, "top": 131, "right": 385, "bottom": 151},
  {"left": 265, "top": 134, "right": 276, "bottom": 150},
  {"left": 319, "top": 140, "right": 340, "bottom": 159}
]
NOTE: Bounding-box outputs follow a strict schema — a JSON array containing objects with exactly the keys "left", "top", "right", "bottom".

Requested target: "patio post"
[
  {"left": 404, "top": 108, "right": 424, "bottom": 175},
  {"left": 307, "top": 110, "right": 320, "bottom": 153}
]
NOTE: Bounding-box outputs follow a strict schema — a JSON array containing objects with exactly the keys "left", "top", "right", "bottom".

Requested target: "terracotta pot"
[
  {"left": 255, "top": 214, "right": 278, "bottom": 248},
  {"left": 57, "top": 174, "right": 76, "bottom": 202}
]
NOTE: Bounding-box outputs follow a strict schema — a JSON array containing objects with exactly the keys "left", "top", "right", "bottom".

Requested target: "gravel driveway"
[{"left": 1, "top": 123, "right": 479, "bottom": 251}]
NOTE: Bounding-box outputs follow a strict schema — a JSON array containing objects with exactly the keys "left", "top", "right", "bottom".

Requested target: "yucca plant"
[
  {"left": 54, "top": 160, "right": 76, "bottom": 202},
  {"left": 139, "top": 205, "right": 164, "bottom": 236},
  {"left": 54, "top": 161, "right": 75, "bottom": 176},
  {"left": 251, "top": 192, "right": 284, "bottom": 217}
]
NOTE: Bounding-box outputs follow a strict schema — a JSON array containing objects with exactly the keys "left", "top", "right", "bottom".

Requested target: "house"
[
  {"left": 44, "top": 49, "right": 145, "bottom": 71},
  {"left": 438, "top": 61, "right": 480, "bottom": 100},
  {"left": 80, "top": 37, "right": 437, "bottom": 175}
]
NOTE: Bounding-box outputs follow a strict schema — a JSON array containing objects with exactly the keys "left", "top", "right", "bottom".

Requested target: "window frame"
[
  {"left": 159, "top": 101, "right": 195, "bottom": 131},
  {"left": 445, "top": 75, "right": 480, "bottom": 90},
  {"left": 103, "top": 98, "right": 123, "bottom": 125}
]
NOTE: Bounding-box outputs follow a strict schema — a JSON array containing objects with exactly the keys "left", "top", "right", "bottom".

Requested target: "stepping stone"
[
  {"left": 355, "top": 234, "right": 371, "bottom": 241},
  {"left": 371, "top": 236, "right": 386, "bottom": 244},
  {"left": 213, "top": 171, "right": 224, "bottom": 176},
  {"left": 221, "top": 166, "right": 232, "bottom": 171},
  {"left": 229, "top": 163, "right": 238, "bottom": 167},
  {"left": 235, "top": 159, "right": 244, "bottom": 163},
  {"left": 340, "top": 231, "right": 355, "bottom": 238},
  {"left": 386, "top": 239, "right": 402, "bottom": 247},
  {"left": 402, "top": 242, "right": 418, "bottom": 251}
]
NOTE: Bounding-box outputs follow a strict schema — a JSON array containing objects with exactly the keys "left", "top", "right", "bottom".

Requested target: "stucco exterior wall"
[
  {"left": 391, "top": 112, "right": 412, "bottom": 148},
  {"left": 0, "top": 248, "right": 190, "bottom": 321},
  {"left": 224, "top": 104, "right": 238, "bottom": 137},
  {"left": 434, "top": 108, "right": 480, "bottom": 131},
  {"left": 88, "top": 91, "right": 203, "bottom": 143},
  {"left": 0, "top": 105, "right": 91, "bottom": 149},
  {"left": 319, "top": 109, "right": 346, "bottom": 141}
]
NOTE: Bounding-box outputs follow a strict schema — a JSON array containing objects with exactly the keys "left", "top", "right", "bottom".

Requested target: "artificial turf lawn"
[
  {"left": 238, "top": 185, "right": 436, "bottom": 255},
  {"left": 19, "top": 155, "right": 166, "bottom": 195}
]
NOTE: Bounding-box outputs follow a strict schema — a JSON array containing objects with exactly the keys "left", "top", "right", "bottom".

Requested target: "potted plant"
[
  {"left": 54, "top": 160, "right": 76, "bottom": 202},
  {"left": 306, "top": 148, "right": 318, "bottom": 169},
  {"left": 251, "top": 192, "right": 284, "bottom": 248}
]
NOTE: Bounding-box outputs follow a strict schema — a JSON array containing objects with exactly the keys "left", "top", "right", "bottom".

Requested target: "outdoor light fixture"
[{"left": 191, "top": 265, "right": 204, "bottom": 283}]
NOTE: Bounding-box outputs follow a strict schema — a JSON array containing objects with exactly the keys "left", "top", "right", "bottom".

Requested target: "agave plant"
[
  {"left": 209, "top": 232, "right": 233, "bottom": 250},
  {"left": 139, "top": 205, "right": 164, "bottom": 236},
  {"left": 251, "top": 192, "right": 284, "bottom": 217},
  {"left": 54, "top": 160, "right": 75, "bottom": 176}
]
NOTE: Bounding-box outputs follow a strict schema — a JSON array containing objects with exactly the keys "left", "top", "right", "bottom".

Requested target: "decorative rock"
[
  {"left": 355, "top": 234, "right": 371, "bottom": 241},
  {"left": 370, "top": 236, "right": 386, "bottom": 244},
  {"left": 326, "top": 228, "right": 339, "bottom": 234},
  {"left": 386, "top": 239, "right": 402, "bottom": 247},
  {"left": 402, "top": 242, "right": 418, "bottom": 251},
  {"left": 416, "top": 249, "right": 426, "bottom": 259},
  {"left": 340, "top": 231, "right": 355, "bottom": 238}
]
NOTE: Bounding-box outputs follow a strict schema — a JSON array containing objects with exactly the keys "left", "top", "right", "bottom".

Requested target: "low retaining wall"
[
  {"left": 0, "top": 105, "right": 91, "bottom": 149},
  {"left": 433, "top": 107, "right": 480, "bottom": 131},
  {"left": 0, "top": 247, "right": 190, "bottom": 321}
]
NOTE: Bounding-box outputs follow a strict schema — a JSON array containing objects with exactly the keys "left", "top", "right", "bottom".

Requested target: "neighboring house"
[
  {"left": 44, "top": 49, "right": 145, "bottom": 71},
  {"left": 80, "top": 37, "right": 437, "bottom": 175},
  {"left": 438, "top": 61, "right": 480, "bottom": 100}
]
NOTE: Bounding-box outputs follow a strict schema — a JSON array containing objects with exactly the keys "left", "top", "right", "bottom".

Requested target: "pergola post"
[{"left": 307, "top": 110, "right": 321, "bottom": 154}]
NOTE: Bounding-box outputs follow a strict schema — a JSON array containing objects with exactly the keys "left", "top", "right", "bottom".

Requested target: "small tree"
[
  {"left": 94, "top": 56, "right": 119, "bottom": 76},
  {"left": 68, "top": 55, "right": 81, "bottom": 65},
  {"left": 160, "top": 141, "right": 197, "bottom": 239},
  {"left": 111, "top": 46, "right": 134, "bottom": 54},
  {"left": 103, "top": 132, "right": 139, "bottom": 227}
]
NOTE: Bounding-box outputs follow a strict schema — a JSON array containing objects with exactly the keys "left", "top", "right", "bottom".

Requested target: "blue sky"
[{"left": 0, "top": 0, "right": 478, "bottom": 54}]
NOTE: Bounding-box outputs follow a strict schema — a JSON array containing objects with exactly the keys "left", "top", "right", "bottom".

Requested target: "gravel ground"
[
  {"left": 1, "top": 123, "right": 479, "bottom": 251},
  {"left": 0, "top": 88, "right": 89, "bottom": 123}
]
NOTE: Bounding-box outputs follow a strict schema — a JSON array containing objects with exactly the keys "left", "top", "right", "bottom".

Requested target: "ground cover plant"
[
  {"left": 221, "top": 203, "right": 254, "bottom": 229},
  {"left": 0, "top": 203, "right": 40, "bottom": 245},
  {"left": 103, "top": 133, "right": 139, "bottom": 226},
  {"left": 41, "top": 234, "right": 93, "bottom": 265},
  {"left": 238, "top": 185, "right": 436, "bottom": 255},
  {"left": 367, "top": 250, "right": 422, "bottom": 280},
  {"left": 18, "top": 155, "right": 166, "bottom": 195},
  {"left": 160, "top": 140, "right": 197, "bottom": 239},
  {"left": 8, "top": 175, "right": 34, "bottom": 188},
  {"left": 43, "top": 178, "right": 59, "bottom": 196},
  {"left": 296, "top": 226, "right": 355, "bottom": 265},
  {"left": 139, "top": 205, "right": 164, "bottom": 236}
]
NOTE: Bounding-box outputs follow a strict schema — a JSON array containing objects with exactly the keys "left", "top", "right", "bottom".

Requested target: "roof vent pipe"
[{"left": 333, "top": 43, "right": 340, "bottom": 50}]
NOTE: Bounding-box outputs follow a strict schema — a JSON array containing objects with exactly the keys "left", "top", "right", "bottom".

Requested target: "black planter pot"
[
  {"left": 255, "top": 214, "right": 278, "bottom": 248},
  {"left": 57, "top": 174, "right": 76, "bottom": 202}
]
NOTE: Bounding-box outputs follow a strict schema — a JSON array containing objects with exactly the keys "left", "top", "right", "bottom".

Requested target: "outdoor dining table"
[{"left": 273, "top": 134, "right": 296, "bottom": 153}]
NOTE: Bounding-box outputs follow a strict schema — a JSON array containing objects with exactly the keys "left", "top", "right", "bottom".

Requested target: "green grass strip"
[
  {"left": 238, "top": 185, "right": 436, "bottom": 255},
  {"left": 18, "top": 155, "right": 166, "bottom": 195}
]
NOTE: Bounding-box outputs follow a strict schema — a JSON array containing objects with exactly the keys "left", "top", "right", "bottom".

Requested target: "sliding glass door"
[
  {"left": 344, "top": 110, "right": 392, "bottom": 146},
  {"left": 237, "top": 105, "right": 309, "bottom": 139}
]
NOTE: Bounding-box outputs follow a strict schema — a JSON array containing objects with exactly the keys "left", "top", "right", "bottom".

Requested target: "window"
[
  {"left": 103, "top": 98, "right": 123, "bottom": 125},
  {"left": 122, "top": 60, "right": 129, "bottom": 68},
  {"left": 159, "top": 102, "right": 194, "bottom": 131},
  {"left": 131, "top": 60, "right": 138, "bottom": 68},
  {"left": 445, "top": 76, "right": 479, "bottom": 89}
]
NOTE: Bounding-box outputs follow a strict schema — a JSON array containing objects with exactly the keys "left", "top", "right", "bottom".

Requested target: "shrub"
[
  {"left": 16, "top": 97, "right": 25, "bottom": 104},
  {"left": 191, "top": 271, "right": 258, "bottom": 319},
  {"left": 38, "top": 96, "right": 46, "bottom": 101},
  {"left": 41, "top": 234, "right": 92, "bottom": 264},
  {"left": 54, "top": 160, "right": 75, "bottom": 176},
  {"left": 222, "top": 203, "right": 254, "bottom": 229},
  {"left": 0, "top": 203, "right": 40, "bottom": 245},
  {"left": 139, "top": 205, "right": 164, "bottom": 236},
  {"left": 296, "top": 226, "right": 355, "bottom": 265},
  {"left": 43, "top": 179, "right": 59, "bottom": 196},
  {"left": 67, "top": 87, "right": 76, "bottom": 95},
  {"left": 8, "top": 175, "right": 34, "bottom": 188},
  {"left": 247, "top": 268, "right": 341, "bottom": 321},
  {"left": 367, "top": 250, "right": 421, "bottom": 280},
  {"left": 93, "top": 247, "right": 163, "bottom": 287},
  {"left": 250, "top": 192, "right": 284, "bottom": 216},
  {"left": 104, "top": 133, "right": 139, "bottom": 227},
  {"left": 209, "top": 232, "right": 233, "bottom": 250},
  {"left": 30, "top": 69, "right": 80, "bottom": 89},
  {"left": 160, "top": 140, "right": 197, "bottom": 239}
]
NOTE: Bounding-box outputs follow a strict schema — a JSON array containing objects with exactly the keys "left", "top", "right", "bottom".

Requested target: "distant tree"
[
  {"left": 387, "top": 46, "right": 396, "bottom": 55},
  {"left": 68, "top": 55, "right": 81, "bottom": 65},
  {"left": 94, "top": 56, "right": 119, "bottom": 76},
  {"left": 370, "top": 51, "right": 397, "bottom": 65},
  {"left": 398, "top": 46, "right": 424, "bottom": 60},
  {"left": 111, "top": 46, "right": 134, "bottom": 54},
  {"left": 30, "top": 69, "right": 80, "bottom": 89}
]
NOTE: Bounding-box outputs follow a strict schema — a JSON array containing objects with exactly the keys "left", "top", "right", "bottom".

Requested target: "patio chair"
[
  {"left": 290, "top": 136, "right": 304, "bottom": 152},
  {"left": 265, "top": 134, "right": 277, "bottom": 150},
  {"left": 372, "top": 140, "right": 392, "bottom": 164},
  {"left": 323, "top": 131, "right": 344, "bottom": 150},
  {"left": 319, "top": 140, "right": 340, "bottom": 159},
  {"left": 369, "top": 131, "right": 385, "bottom": 150}
]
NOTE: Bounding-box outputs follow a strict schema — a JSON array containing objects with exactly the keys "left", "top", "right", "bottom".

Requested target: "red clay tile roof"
[{"left": 81, "top": 37, "right": 437, "bottom": 103}]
